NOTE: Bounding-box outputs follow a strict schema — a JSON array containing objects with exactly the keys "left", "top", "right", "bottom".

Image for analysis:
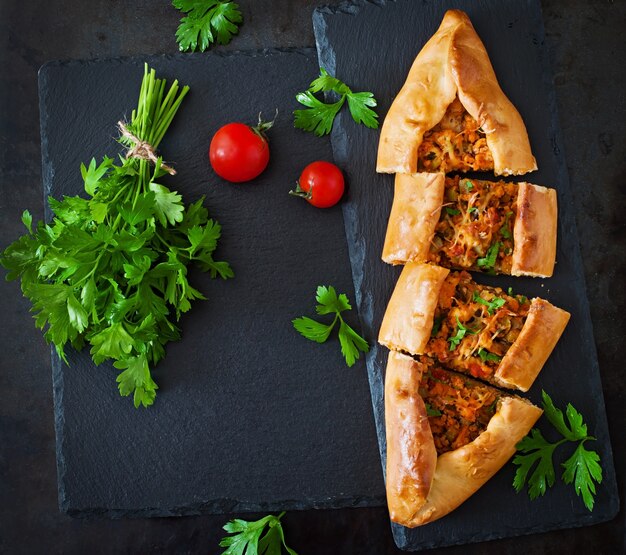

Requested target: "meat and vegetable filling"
[
  {"left": 426, "top": 271, "right": 530, "bottom": 382},
  {"left": 418, "top": 359, "right": 500, "bottom": 454},
  {"left": 428, "top": 176, "right": 517, "bottom": 274},
  {"left": 417, "top": 98, "right": 494, "bottom": 173}
]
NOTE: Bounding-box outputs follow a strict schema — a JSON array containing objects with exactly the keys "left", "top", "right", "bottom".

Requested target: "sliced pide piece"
[
  {"left": 385, "top": 351, "right": 542, "bottom": 527},
  {"left": 382, "top": 174, "right": 558, "bottom": 278},
  {"left": 378, "top": 263, "right": 570, "bottom": 391},
  {"left": 376, "top": 9, "right": 536, "bottom": 176}
]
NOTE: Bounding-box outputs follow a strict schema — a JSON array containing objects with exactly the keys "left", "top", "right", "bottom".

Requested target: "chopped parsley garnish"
[
  {"left": 425, "top": 402, "right": 442, "bottom": 417},
  {"left": 448, "top": 317, "right": 477, "bottom": 351},
  {"left": 292, "top": 285, "right": 369, "bottom": 367},
  {"left": 472, "top": 291, "right": 506, "bottom": 314},
  {"left": 477, "top": 347, "right": 502, "bottom": 363},
  {"left": 476, "top": 241, "right": 501, "bottom": 270},
  {"left": 462, "top": 179, "right": 474, "bottom": 192},
  {"left": 445, "top": 207, "right": 461, "bottom": 216},
  {"left": 431, "top": 315, "right": 444, "bottom": 337},
  {"left": 500, "top": 210, "right": 513, "bottom": 239},
  {"left": 513, "top": 391, "right": 603, "bottom": 512},
  {"left": 468, "top": 206, "right": 479, "bottom": 215},
  {"left": 294, "top": 68, "right": 379, "bottom": 136}
]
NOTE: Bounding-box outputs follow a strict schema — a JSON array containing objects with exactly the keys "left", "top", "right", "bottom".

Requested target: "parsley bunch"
[
  {"left": 293, "top": 285, "right": 369, "bottom": 367},
  {"left": 513, "top": 391, "right": 603, "bottom": 511},
  {"left": 1, "top": 65, "right": 233, "bottom": 408},
  {"left": 173, "top": 0, "right": 242, "bottom": 52},
  {"left": 294, "top": 68, "right": 379, "bottom": 136},
  {"left": 219, "top": 512, "right": 298, "bottom": 555}
]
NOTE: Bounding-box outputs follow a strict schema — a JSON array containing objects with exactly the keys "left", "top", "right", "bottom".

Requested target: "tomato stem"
[
  {"left": 288, "top": 180, "right": 312, "bottom": 200},
  {"left": 253, "top": 108, "right": 279, "bottom": 138}
]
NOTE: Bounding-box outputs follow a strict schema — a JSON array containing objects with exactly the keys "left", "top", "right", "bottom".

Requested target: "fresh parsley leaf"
[
  {"left": 468, "top": 206, "right": 479, "bottom": 216},
  {"left": 21, "top": 210, "right": 33, "bottom": 233},
  {"left": 293, "top": 285, "right": 369, "bottom": 367},
  {"left": 445, "top": 206, "right": 461, "bottom": 216},
  {"left": 315, "top": 285, "right": 351, "bottom": 315},
  {"left": 294, "top": 68, "right": 378, "bottom": 136},
  {"left": 345, "top": 91, "right": 379, "bottom": 128},
  {"left": 292, "top": 316, "right": 334, "bottom": 344},
  {"left": 476, "top": 241, "right": 501, "bottom": 270},
  {"left": 448, "top": 317, "right": 476, "bottom": 351},
  {"left": 513, "top": 428, "right": 560, "bottom": 499},
  {"left": 562, "top": 440, "right": 603, "bottom": 511},
  {"left": 81, "top": 156, "right": 113, "bottom": 196},
  {"left": 477, "top": 347, "right": 502, "bottom": 363},
  {"left": 472, "top": 290, "right": 506, "bottom": 314},
  {"left": 114, "top": 353, "right": 158, "bottom": 408},
  {"left": 513, "top": 391, "right": 603, "bottom": 511},
  {"left": 219, "top": 512, "right": 298, "bottom": 555},
  {"left": 462, "top": 179, "right": 474, "bottom": 192},
  {"left": 338, "top": 319, "right": 369, "bottom": 367},
  {"left": 173, "top": 0, "right": 243, "bottom": 52}
]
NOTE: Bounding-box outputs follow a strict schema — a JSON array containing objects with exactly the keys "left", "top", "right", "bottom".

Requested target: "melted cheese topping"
[
  {"left": 417, "top": 98, "right": 494, "bottom": 173},
  {"left": 428, "top": 176, "right": 517, "bottom": 274},
  {"left": 418, "top": 359, "right": 499, "bottom": 454},
  {"left": 425, "top": 272, "right": 530, "bottom": 382}
]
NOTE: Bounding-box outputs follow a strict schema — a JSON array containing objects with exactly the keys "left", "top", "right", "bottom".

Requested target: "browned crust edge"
[
  {"left": 495, "top": 298, "right": 570, "bottom": 392},
  {"left": 378, "top": 263, "right": 449, "bottom": 354},
  {"left": 449, "top": 13, "right": 537, "bottom": 176},
  {"left": 385, "top": 352, "right": 437, "bottom": 523},
  {"left": 399, "top": 395, "right": 543, "bottom": 527},
  {"left": 376, "top": 9, "right": 536, "bottom": 176},
  {"left": 382, "top": 173, "right": 445, "bottom": 265},
  {"left": 511, "top": 183, "right": 558, "bottom": 277}
]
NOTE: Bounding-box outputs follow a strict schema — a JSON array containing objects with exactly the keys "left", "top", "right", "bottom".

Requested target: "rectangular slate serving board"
[
  {"left": 313, "top": 0, "right": 619, "bottom": 550},
  {"left": 38, "top": 48, "right": 386, "bottom": 517}
]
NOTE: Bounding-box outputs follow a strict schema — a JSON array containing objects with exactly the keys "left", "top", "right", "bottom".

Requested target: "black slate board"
[
  {"left": 313, "top": 0, "right": 619, "bottom": 550},
  {"left": 38, "top": 49, "right": 386, "bottom": 517}
]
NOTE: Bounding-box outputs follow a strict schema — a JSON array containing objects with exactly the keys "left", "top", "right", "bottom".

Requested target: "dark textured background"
[{"left": 0, "top": 0, "right": 623, "bottom": 553}]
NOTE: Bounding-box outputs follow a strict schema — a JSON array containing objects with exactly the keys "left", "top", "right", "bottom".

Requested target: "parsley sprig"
[
  {"left": 293, "top": 286, "right": 369, "bottom": 367},
  {"left": 513, "top": 391, "right": 603, "bottom": 511},
  {"left": 173, "top": 0, "right": 243, "bottom": 52},
  {"left": 219, "top": 512, "right": 298, "bottom": 555},
  {"left": 1, "top": 66, "right": 233, "bottom": 408},
  {"left": 294, "top": 68, "right": 379, "bottom": 136}
]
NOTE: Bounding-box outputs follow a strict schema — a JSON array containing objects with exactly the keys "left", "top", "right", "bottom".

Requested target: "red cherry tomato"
[
  {"left": 209, "top": 122, "right": 270, "bottom": 183},
  {"left": 290, "top": 161, "right": 345, "bottom": 208}
]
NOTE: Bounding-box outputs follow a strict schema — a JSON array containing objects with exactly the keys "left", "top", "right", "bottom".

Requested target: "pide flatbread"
[
  {"left": 382, "top": 174, "right": 558, "bottom": 278},
  {"left": 376, "top": 10, "right": 536, "bottom": 176},
  {"left": 379, "top": 263, "right": 570, "bottom": 392},
  {"left": 385, "top": 351, "right": 542, "bottom": 527}
]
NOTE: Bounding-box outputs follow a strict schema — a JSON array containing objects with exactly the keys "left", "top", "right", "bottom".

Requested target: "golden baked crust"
[
  {"left": 512, "top": 183, "right": 559, "bottom": 277},
  {"left": 382, "top": 173, "right": 445, "bottom": 265},
  {"left": 385, "top": 351, "right": 437, "bottom": 523},
  {"left": 377, "top": 9, "right": 536, "bottom": 176},
  {"left": 385, "top": 352, "right": 542, "bottom": 527},
  {"left": 495, "top": 298, "right": 571, "bottom": 391},
  {"left": 378, "top": 262, "right": 449, "bottom": 354}
]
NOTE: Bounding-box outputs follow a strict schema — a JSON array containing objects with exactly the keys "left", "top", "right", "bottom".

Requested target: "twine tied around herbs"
[{"left": 117, "top": 121, "right": 176, "bottom": 175}]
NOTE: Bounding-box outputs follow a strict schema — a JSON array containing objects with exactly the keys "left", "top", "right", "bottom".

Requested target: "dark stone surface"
[
  {"left": 0, "top": 0, "right": 623, "bottom": 553},
  {"left": 39, "top": 50, "right": 385, "bottom": 517},
  {"left": 312, "top": 0, "right": 618, "bottom": 550}
]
